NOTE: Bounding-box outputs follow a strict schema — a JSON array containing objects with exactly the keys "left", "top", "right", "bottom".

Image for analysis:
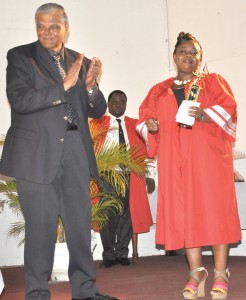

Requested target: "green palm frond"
[
  {"left": 127, "top": 145, "right": 148, "bottom": 175},
  {"left": 0, "top": 180, "right": 25, "bottom": 245},
  {"left": 0, "top": 180, "right": 17, "bottom": 192},
  {"left": 98, "top": 142, "right": 147, "bottom": 176},
  {"left": 0, "top": 135, "right": 5, "bottom": 146},
  {"left": 0, "top": 180, "right": 21, "bottom": 216},
  {"left": 91, "top": 192, "right": 123, "bottom": 231},
  {"left": 89, "top": 121, "right": 108, "bottom": 143},
  {"left": 7, "top": 222, "right": 25, "bottom": 247},
  {"left": 7, "top": 193, "right": 21, "bottom": 216},
  {"left": 0, "top": 180, "right": 21, "bottom": 215},
  {"left": 96, "top": 141, "right": 147, "bottom": 196}
]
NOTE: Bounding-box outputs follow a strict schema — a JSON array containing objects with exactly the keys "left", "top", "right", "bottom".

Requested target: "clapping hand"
[
  {"left": 64, "top": 54, "right": 84, "bottom": 91},
  {"left": 85, "top": 57, "right": 102, "bottom": 90}
]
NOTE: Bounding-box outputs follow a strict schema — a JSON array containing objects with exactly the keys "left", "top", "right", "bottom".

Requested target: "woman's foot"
[
  {"left": 183, "top": 267, "right": 208, "bottom": 299},
  {"left": 210, "top": 268, "right": 230, "bottom": 299}
]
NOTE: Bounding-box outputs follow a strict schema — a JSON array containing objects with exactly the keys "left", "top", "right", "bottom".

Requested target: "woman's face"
[{"left": 173, "top": 40, "right": 202, "bottom": 75}]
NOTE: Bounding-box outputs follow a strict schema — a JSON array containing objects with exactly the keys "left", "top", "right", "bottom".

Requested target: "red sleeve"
[
  {"left": 136, "top": 84, "right": 161, "bottom": 157},
  {"left": 203, "top": 73, "right": 237, "bottom": 142}
]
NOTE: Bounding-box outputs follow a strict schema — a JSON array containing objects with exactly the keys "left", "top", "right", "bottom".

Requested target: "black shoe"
[
  {"left": 165, "top": 250, "right": 177, "bottom": 256},
  {"left": 116, "top": 257, "right": 131, "bottom": 266},
  {"left": 73, "top": 291, "right": 119, "bottom": 299},
  {"left": 99, "top": 260, "right": 117, "bottom": 268}
]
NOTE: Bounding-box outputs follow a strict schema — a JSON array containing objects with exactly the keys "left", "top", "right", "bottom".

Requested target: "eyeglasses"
[{"left": 36, "top": 24, "right": 61, "bottom": 33}]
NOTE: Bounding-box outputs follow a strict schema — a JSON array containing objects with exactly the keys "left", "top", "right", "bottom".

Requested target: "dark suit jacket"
[{"left": 0, "top": 41, "right": 107, "bottom": 184}]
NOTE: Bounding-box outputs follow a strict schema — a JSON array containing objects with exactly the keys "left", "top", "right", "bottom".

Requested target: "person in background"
[
  {"left": 137, "top": 32, "right": 241, "bottom": 299},
  {"left": 132, "top": 164, "right": 156, "bottom": 259},
  {"left": 131, "top": 157, "right": 156, "bottom": 259},
  {"left": 0, "top": 3, "right": 118, "bottom": 300},
  {"left": 90, "top": 90, "right": 154, "bottom": 268}
]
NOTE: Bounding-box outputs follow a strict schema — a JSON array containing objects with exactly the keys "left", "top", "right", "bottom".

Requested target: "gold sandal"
[
  {"left": 183, "top": 267, "right": 208, "bottom": 299},
  {"left": 210, "top": 268, "right": 230, "bottom": 299}
]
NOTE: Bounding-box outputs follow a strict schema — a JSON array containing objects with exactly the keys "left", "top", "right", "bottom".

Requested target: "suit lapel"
[{"left": 64, "top": 48, "right": 74, "bottom": 70}]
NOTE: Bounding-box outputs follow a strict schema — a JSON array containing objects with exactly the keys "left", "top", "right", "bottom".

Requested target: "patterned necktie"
[
  {"left": 116, "top": 119, "right": 126, "bottom": 146},
  {"left": 52, "top": 52, "right": 77, "bottom": 126}
]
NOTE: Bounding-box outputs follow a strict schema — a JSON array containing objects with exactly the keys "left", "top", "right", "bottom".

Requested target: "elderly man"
[{"left": 0, "top": 3, "right": 117, "bottom": 300}]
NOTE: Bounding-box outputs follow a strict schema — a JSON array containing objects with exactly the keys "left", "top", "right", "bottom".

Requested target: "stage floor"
[{"left": 1, "top": 255, "right": 246, "bottom": 300}]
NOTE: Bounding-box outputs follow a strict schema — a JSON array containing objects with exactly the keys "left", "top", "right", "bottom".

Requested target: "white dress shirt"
[{"left": 106, "top": 114, "right": 129, "bottom": 147}]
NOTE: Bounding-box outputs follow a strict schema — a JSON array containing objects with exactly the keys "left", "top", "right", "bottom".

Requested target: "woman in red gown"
[{"left": 137, "top": 32, "right": 241, "bottom": 299}]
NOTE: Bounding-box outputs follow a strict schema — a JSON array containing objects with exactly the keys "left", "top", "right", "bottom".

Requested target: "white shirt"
[{"left": 106, "top": 113, "right": 129, "bottom": 147}]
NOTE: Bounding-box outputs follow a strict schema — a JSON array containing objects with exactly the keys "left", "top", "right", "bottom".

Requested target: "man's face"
[
  {"left": 36, "top": 10, "right": 68, "bottom": 52},
  {"left": 108, "top": 93, "right": 127, "bottom": 118}
]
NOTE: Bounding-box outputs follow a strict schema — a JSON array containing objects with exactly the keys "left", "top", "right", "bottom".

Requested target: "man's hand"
[
  {"left": 63, "top": 54, "right": 84, "bottom": 91},
  {"left": 146, "top": 177, "right": 155, "bottom": 194},
  {"left": 85, "top": 57, "right": 102, "bottom": 91}
]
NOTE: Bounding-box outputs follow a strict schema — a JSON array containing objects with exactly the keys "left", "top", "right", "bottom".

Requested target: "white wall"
[{"left": 1, "top": 0, "right": 246, "bottom": 266}]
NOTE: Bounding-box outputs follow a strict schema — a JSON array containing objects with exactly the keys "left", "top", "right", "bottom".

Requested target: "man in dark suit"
[{"left": 0, "top": 3, "right": 117, "bottom": 300}]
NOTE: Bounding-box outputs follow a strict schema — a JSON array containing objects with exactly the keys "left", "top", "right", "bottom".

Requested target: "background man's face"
[{"left": 108, "top": 93, "right": 127, "bottom": 118}]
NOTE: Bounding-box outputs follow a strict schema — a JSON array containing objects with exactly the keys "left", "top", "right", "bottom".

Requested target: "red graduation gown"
[{"left": 137, "top": 73, "right": 241, "bottom": 250}]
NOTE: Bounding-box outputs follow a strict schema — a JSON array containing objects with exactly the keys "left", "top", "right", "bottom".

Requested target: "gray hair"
[{"left": 35, "top": 3, "right": 68, "bottom": 25}]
